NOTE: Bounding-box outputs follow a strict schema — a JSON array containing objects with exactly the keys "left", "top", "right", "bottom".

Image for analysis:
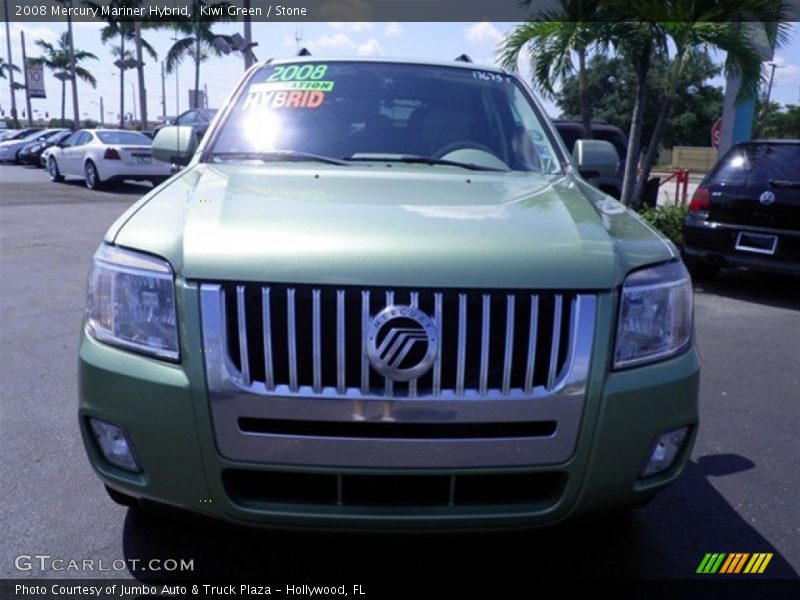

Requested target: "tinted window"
[
  {"left": 96, "top": 131, "right": 152, "bottom": 145},
  {"left": 210, "top": 62, "right": 561, "bottom": 173},
  {"left": 556, "top": 127, "right": 581, "bottom": 153},
  {"left": 711, "top": 143, "right": 800, "bottom": 186},
  {"left": 76, "top": 132, "right": 93, "bottom": 145},
  {"left": 176, "top": 111, "right": 196, "bottom": 125},
  {"left": 61, "top": 132, "right": 82, "bottom": 147}
]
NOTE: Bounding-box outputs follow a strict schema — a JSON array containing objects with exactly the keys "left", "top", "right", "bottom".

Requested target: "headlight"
[
  {"left": 614, "top": 261, "right": 693, "bottom": 369},
  {"left": 86, "top": 244, "right": 179, "bottom": 360}
]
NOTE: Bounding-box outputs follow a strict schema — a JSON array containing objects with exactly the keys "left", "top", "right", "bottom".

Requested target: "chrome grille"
[{"left": 201, "top": 284, "right": 594, "bottom": 399}]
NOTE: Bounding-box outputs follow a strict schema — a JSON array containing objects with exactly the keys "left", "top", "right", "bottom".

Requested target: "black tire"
[
  {"left": 84, "top": 160, "right": 103, "bottom": 190},
  {"left": 48, "top": 157, "right": 64, "bottom": 182},
  {"left": 684, "top": 256, "right": 720, "bottom": 281}
]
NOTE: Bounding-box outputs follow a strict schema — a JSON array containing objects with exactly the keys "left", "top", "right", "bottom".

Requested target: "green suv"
[{"left": 79, "top": 57, "right": 699, "bottom": 530}]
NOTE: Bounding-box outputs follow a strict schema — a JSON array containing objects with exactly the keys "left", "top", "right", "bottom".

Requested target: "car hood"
[{"left": 108, "top": 163, "right": 674, "bottom": 289}]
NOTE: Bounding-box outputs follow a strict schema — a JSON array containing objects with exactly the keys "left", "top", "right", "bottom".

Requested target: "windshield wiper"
[
  {"left": 769, "top": 179, "right": 800, "bottom": 189},
  {"left": 343, "top": 154, "right": 507, "bottom": 172},
  {"left": 208, "top": 150, "right": 349, "bottom": 166}
]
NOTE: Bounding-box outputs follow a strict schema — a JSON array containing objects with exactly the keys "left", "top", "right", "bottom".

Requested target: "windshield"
[
  {"left": 96, "top": 131, "right": 152, "bottom": 145},
  {"left": 209, "top": 61, "right": 562, "bottom": 173},
  {"left": 711, "top": 143, "right": 800, "bottom": 186}
]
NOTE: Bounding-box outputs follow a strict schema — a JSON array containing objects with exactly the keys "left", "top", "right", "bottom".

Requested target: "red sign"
[{"left": 711, "top": 118, "right": 722, "bottom": 149}]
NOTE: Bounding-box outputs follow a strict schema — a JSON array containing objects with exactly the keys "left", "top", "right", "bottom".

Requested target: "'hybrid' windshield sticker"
[{"left": 242, "top": 64, "right": 334, "bottom": 110}]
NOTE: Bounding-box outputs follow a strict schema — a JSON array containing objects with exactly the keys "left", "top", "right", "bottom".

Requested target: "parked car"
[
  {"left": 17, "top": 129, "right": 72, "bottom": 166},
  {"left": 0, "top": 129, "right": 19, "bottom": 141},
  {"left": 0, "top": 127, "right": 42, "bottom": 142},
  {"left": 0, "top": 128, "right": 61, "bottom": 163},
  {"left": 80, "top": 57, "right": 698, "bottom": 530},
  {"left": 48, "top": 128, "right": 172, "bottom": 189},
  {"left": 553, "top": 121, "right": 628, "bottom": 199},
  {"left": 153, "top": 108, "right": 217, "bottom": 141},
  {"left": 683, "top": 140, "right": 800, "bottom": 278}
]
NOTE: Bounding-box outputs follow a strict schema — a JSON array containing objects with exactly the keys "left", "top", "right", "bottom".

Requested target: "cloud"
[
  {"left": 465, "top": 22, "right": 503, "bottom": 47},
  {"left": 386, "top": 22, "right": 403, "bottom": 38},
  {"left": 357, "top": 39, "right": 385, "bottom": 57},
  {"left": 768, "top": 56, "right": 800, "bottom": 89},
  {"left": 329, "top": 22, "right": 373, "bottom": 33},
  {"left": 295, "top": 32, "right": 384, "bottom": 57}
]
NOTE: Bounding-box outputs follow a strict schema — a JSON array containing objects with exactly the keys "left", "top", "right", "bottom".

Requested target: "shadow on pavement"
[
  {"left": 694, "top": 269, "right": 800, "bottom": 311},
  {"left": 120, "top": 455, "right": 797, "bottom": 580},
  {"left": 61, "top": 179, "right": 153, "bottom": 196}
]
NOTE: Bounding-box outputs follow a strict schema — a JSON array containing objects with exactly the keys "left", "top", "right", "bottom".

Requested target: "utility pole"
[
  {"left": 3, "top": 0, "right": 19, "bottom": 128},
  {"left": 20, "top": 31, "right": 33, "bottom": 127},
  {"left": 100, "top": 96, "right": 104, "bottom": 125}
]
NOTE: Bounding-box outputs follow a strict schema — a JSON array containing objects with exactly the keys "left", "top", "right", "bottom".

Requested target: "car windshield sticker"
[{"left": 243, "top": 64, "right": 333, "bottom": 110}]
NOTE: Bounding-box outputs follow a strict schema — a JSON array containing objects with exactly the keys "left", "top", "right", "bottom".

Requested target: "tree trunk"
[
  {"left": 578, "top": 48, "right": 592, "bottom": 139},
  {"left": 194, "top": 36, "right": 201, "bottom": 108},
  {"left": 634, "top": 53, "right": 685, "bottom": 205},
  {"left": 66, "top": 15, "right": 79, "bottom": 128},
  {"left": 135, "top": 21, "right": 147, "bottom": 130},
  {"left": 119, "top": 33, "right": 125, "bottom": 129},
  {"left": 620, "top": 41, "right": 651, "bottom": 207},
  {"left": 60, "top": 80, "right": 65, "bottom": 124}
]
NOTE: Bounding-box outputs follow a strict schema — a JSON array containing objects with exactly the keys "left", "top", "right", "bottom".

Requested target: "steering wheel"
[{"left": 433, "top": 141, "right": 499, "bottom": 159}]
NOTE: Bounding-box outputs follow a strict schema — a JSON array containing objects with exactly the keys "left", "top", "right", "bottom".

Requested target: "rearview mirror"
[
  {"left": 572, "top": 139, "right": 619, "bottom": 178},
  {"left": 152, "top": 126, "right": 198, "bottom": 166}
]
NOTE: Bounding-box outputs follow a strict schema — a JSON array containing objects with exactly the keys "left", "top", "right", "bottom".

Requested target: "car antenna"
[
  {"left": 454, "top": 54, "right": 473, "bottom": 63},
  {"left": 296, "top": 47, "right": 312, "bottom": 56}
]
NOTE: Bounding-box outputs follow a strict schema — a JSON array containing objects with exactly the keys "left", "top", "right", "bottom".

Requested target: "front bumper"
[
  {"left": 683, "top": 219, "right": 800, "bottom": 275},
  {"left": 78, "top": 284, "right": 700, "bottom": 531}
]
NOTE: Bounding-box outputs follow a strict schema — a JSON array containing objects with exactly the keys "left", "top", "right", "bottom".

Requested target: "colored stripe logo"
[{"left": 697, "top": 553, "right": 773, "bottom": 574}]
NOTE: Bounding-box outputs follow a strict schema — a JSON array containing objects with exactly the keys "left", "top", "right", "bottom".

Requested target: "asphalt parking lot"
[{"left": 1, "top": 164, "right": 798, "bottom": 581}]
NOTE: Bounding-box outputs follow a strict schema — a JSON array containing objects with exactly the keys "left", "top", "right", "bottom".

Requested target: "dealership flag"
[{"left": 25, "top": 59, "right": 46, "bottom": 99}]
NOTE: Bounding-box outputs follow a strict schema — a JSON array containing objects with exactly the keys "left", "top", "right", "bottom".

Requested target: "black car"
[
  {"left": 17, "top": 129, "right": 72, "bottom": 166},
  {"left": 553, "top": 121, "right": 628, "bottom": 199},
  {"left": 682, "top": 140, "right": 800, "bottom": 278},
  {"left": 154, "top": 108, "right": 217, "bottom": 141}
]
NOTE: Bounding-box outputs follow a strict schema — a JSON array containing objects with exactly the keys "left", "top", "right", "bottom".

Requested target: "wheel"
[
  {"left": 684, "top": 256, "right": 720, "bottom": 281},
  {"left": 84, "top": 160, "right": 104, "bottom": 190},
  {"left": 48, "top": 157, "right": 64, "bottom": 182}
]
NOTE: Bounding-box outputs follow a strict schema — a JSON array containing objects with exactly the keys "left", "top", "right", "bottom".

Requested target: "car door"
[
  {"left": 55, "top": 131, "right": 82, "bottom": 173},
  {"left": 68, "top": 132, "right": 94, "bottom": 175}
]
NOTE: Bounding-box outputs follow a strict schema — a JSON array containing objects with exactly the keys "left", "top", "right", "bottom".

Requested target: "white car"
[{"left": 47, "top": 129, "right": 172, "bottom": 190}]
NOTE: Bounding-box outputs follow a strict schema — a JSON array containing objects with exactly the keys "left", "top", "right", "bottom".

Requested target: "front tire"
[
  {"left": 84, "top": 160, "right": 103, "bottom": 190},
  {"left": 48, "top": 157, "right": 64, "bottom": 182}
]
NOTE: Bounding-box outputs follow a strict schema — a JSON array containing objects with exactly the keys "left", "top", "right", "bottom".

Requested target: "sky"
[{"left": 1, "top": 21, "right": 798, "bottom": 123}]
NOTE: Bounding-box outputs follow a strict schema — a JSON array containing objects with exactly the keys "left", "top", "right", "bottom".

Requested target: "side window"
[
  {"left": 177, "top": 111, "right": 196, "bottom": 125},
  {"left": 557, "top": 128, "right": 580, "bottom": 153},
  {"left": 61, "top": 132, "right": 81, "bottom": 147},
  {"left": 76, "top": 132, "right": 92, "bottom": 146}
]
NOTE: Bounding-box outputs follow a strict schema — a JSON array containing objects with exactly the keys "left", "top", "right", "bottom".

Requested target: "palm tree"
[
  {"left": 0, "top": 56, "right": 20, "bottom": 81},
  {"left": 632, "top": 14, "right": 790, "bottom": 203},
  {"left": 165, "top": 1, "right": 239, "bottom": 108},
  {"left": 34, "top": 32, "right": 97, "bottom": 125},
  {"left": 84, "top": 1, "right": 158, "bottom": 129},
  {"left": 499, "top": 1, "right": 602, "bottom": 139}
]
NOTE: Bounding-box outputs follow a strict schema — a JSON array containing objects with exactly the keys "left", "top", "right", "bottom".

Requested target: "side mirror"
[
  {"left": 152, "top": 125, "right": 198, "bottom": 166},
  {"left": 572, "top": 139, "right": 619, "bottom": 178}
]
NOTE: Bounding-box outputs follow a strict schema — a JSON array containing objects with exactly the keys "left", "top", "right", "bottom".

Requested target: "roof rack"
[
  {"left": 454, "top": 54, "right": 473, "bottom": 63},
  {"left": 296, "top": 47, "right": 311, "bottom": 56}
]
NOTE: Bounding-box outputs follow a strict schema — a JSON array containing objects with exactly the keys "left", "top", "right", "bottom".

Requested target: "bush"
[{"left": 638, "top": 204, "right": 688, "bottom": 246}]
